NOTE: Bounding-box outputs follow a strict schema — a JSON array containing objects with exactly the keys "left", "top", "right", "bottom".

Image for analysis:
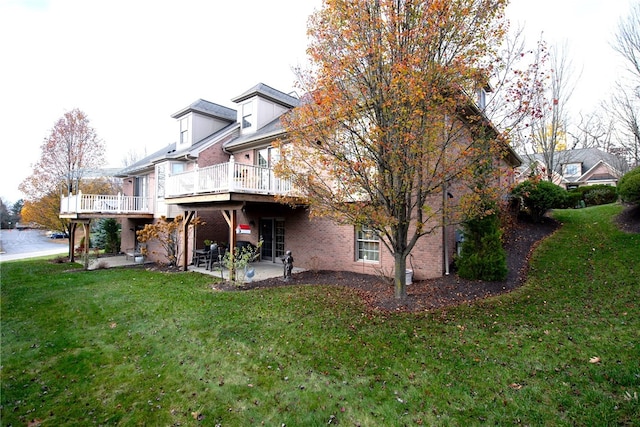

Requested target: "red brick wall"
[
  {"left": 197, "top": 132, "right": 236, "bottom": 167},
  {"left": 194, "top": 211, "right": 232, "bottom": 248},
  {"left": 282, "top": 208, "right": 448, "bottom": 280}
]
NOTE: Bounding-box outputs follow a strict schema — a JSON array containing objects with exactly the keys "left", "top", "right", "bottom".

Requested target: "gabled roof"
[
  {"left": 115, "top": 122, "right": 240, "bottom": 177},
  {"left": 223, "top": 115, "right": 285, "bottom": 151},
  {"left": 171, "top": 99, "right": 237, "bottom": 122},
  {"left": 115, "top": 143, "right": 178, "bottom": 177},
  {"left": 554, "top": 148, "right": 625, "bottom": 172},
  {"left": 521, "top": 148, "right": 625, "bottom": 172},
  {"left": 518, "top": 148, "right": 626, "bottom": 184},
  {"left": 579, "top": 159, "right": 621, "bottom": 182},
  {"left": 231, "top": 83, "right": 300, "bottom": 108}
]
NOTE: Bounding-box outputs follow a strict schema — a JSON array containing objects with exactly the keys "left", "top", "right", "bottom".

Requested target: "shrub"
[
  {"left": 564, "top": 190, "right": 584, "bottom": 208},
  {"left": 222, "top": 240, "right": 263, "bottom": 285},
  {"left": 568, "top": 185, "right": 618, "bottom": 207},
  {"left": 582, "top": 185, "right": 618, "bottom": 206},
  {"left": 456, "top": 214, "right": 507, "bottom": 281},
  {"left": 92, "top": 218, "right": 121, "bottom": 254},
  {"left": 511, "top": 179, "right": 567, "bottom": 222},
  {"left": 618, "top": 166, "right": 640, "bottom": 205},
  {"left": 137, "top": 215, "right": 205, "bottom": 267}
]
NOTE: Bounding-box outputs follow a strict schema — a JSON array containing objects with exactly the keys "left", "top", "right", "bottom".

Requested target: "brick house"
[
  {"left": 60, "top": 83, "right": 521, "bottom": 280},
  {"left": 517, "top": 148, "right": 628, "bottom": 190}
]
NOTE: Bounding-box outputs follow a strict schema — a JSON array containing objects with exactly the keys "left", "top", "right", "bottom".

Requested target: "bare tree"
[
  {"left": 19, "top": 109, "right": 106, "bottom": 233},
  {"left": 485, "top": 31, "right": 550, "bottom": 153},
  {"left": 528, "top": 43, "right": 577, "bottom": 181},
  {"left": 613, "top": 2, "right": 640, "bottom": 79},
  {"left": 20, "top": 108, "right": 106, "bottom": 199},
  {"left": 610, "top": 2, "right": 640, "bottom": 167},
  {"left": 569, "top": 110, "right": 617, "bottom": 151},
  {"left": 608, "top": 84, "right": 640, "bottom": 167},
  {"left": 121, "top": 147, "right": 148, "bottom": 167}
]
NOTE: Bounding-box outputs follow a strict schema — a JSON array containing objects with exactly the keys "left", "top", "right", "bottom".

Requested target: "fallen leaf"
[
  {"left": 509, "top": 383, "right": 523, "bottom": 390},
  {"left": 589, "top": 356, "right": 601, "bottom": 364}
]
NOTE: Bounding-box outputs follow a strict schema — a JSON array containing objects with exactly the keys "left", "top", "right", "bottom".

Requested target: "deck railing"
[
  {"left": 166, "top": 158, "right": 292, "bottom": 197},
  {"left": 59, "top": 159, "right": 293, "bottom": 215},
  {"left": 60, "top": 192, "right": 152, "bottom": 215}
]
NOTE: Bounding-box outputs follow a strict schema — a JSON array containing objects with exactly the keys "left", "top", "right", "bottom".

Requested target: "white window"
[
  {"left": 356, "top": 226, "right": 379, "bottom": 262},
  {"left": 256, "top": 147, "right": 280, "bottom": 168},
  {"left": 171, "top": 162, "right": 185, "bottom": 174},
  {"left": 563, "top": 163, "right": 581, "bottom": 177},
  {"left": 242, "top": 102, "right": 253, "bottom": 129},
  {"left": 180, "top": 118, "right": 189, "bottom": 145}
]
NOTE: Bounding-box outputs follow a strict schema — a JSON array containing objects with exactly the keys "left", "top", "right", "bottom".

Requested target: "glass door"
[
  {"left": 260, "top": 219, "right": 274, "bottom": 261},
  {"left": 275, "top": 220, "right": 285, "bottom": 259},
  {"left": 259, "top": 218, "right": 285, "bottom": 261}
]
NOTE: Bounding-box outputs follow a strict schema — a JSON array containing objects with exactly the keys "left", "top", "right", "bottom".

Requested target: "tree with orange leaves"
[
  {"left": 136, "top": 215, "right": 205, "bottom": 268},
  {"left": 20, "top": 191, "right": 66, "bottom": 232},
  {"left": 19, "top": 108, "right": 106, "bottom": 231},
  {"left": 278, "top": 0, "right": 512, "bottom": 299}
]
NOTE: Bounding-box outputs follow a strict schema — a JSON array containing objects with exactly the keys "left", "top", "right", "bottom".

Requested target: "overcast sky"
[{"left": 0, "top": 0, "right": 633, "bottom": 204}]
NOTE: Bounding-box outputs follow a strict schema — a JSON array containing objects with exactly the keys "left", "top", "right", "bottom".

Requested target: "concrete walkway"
[
  {"left": 189, "top": 260, "right": 304, "bottom": 282},
  {"left": 0, "top": 248, "right": 68, "bottom": 262}
]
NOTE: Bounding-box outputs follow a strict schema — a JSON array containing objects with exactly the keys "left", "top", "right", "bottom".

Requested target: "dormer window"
[
  {"left": 477, "top": 88, "right": 487, "bottom": 110},
  {"left": 242, "top": 102, "right": 253, "bottom": 129},
  {"left": 180, "top": 118, "right": 190, "bottom": 145},
  {"left": 563, "top": 162, "right": 581, "bottom": 177}
]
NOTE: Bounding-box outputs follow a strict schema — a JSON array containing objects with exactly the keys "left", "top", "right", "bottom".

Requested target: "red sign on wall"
[{"left": 236, "top": 224, "right": 251, "bottom": 234}]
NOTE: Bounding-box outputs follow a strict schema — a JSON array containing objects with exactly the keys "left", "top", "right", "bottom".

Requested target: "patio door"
[
  {"left": 134, "top": 176, "right": 148, "bottom": 211},
  {"left": 256, "top": 147, "right": 280, "bottom": 191},
  {"left": 259, "top": 218, "right": 285, "bottom": 261}
]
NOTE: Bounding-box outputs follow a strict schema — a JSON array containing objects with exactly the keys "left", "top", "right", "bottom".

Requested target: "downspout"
[
  {"left": 442, "top": 114, "right": 450, "bottom": 276},
  {"left": 443, "top": 182, "right": 450, "bottom": 275}
]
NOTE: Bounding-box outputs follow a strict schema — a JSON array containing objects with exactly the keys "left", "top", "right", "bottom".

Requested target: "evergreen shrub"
[
  {"left": 618, "top": 166, "right": 640, "bottom": 205},
  {"left": 456, "top": 214, "right": 507, "bottom": 282}
]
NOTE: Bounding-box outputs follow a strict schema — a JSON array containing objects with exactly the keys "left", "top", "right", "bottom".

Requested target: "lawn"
[{"left": 1, "top": 204, "right": 638, "bottom": 426}]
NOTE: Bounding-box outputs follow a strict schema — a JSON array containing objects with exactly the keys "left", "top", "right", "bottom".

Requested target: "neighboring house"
[
  {"left": 517, "top": 148, "right": 628, "bottom": 190},
  {"left": 60, "top": 83, "right": 521, "bottom": 280}
]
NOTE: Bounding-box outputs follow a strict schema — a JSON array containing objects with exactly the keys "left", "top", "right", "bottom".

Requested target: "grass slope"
[{"left": 1, "top": 204, "right": 638, "bottom": 426}]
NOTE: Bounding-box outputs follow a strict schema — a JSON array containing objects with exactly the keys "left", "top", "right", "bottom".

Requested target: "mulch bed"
[
  {"left": 216, "top": 204, "right": 640, "bottom": 313},
  {"left": 214, "top": 216, "right": 560, "bottom": 313},
  {"left": 614, "top": 203, "right": 640, "bottom": 234}
]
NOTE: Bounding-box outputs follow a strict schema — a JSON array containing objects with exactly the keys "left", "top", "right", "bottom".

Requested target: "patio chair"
[
  {"left": 207, "top": 245, "right": 226, "bottom": 271},
  {"left": 192, "top": 248, "right": 211, "bottom": 268}
]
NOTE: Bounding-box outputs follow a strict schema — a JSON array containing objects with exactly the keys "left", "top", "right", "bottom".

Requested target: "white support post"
[
  {"left": 194, "top": 166, "right": 200, "bottom": 194},
  {"left": 228, "top": 156, "right": 236, "bottom": 192}
]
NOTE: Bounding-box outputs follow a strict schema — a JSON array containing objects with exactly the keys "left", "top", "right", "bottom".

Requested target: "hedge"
[{"left": 618, "top": 166, "right": 640, "bottom": 205}]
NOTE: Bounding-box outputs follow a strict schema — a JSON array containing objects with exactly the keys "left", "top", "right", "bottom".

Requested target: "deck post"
[
  {"left": 228, "top": 156, "right": 236, "bottom": 192},
  {"left": 182, "top": 211, "right": 195, "bottom": 271}
]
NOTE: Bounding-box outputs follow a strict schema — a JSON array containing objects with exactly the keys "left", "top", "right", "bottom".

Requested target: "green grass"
[{"left": 2, "top": 204, "right": 639, "bottom": 426}]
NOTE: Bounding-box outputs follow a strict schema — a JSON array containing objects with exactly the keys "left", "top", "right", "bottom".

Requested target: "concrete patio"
[{"left": 88, "top": 255, "right": 303, "bottom": 282}]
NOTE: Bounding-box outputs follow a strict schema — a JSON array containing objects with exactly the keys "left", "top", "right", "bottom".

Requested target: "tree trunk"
[{"left": 393, "top": 252, "right": 407, "bottom": 300}]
